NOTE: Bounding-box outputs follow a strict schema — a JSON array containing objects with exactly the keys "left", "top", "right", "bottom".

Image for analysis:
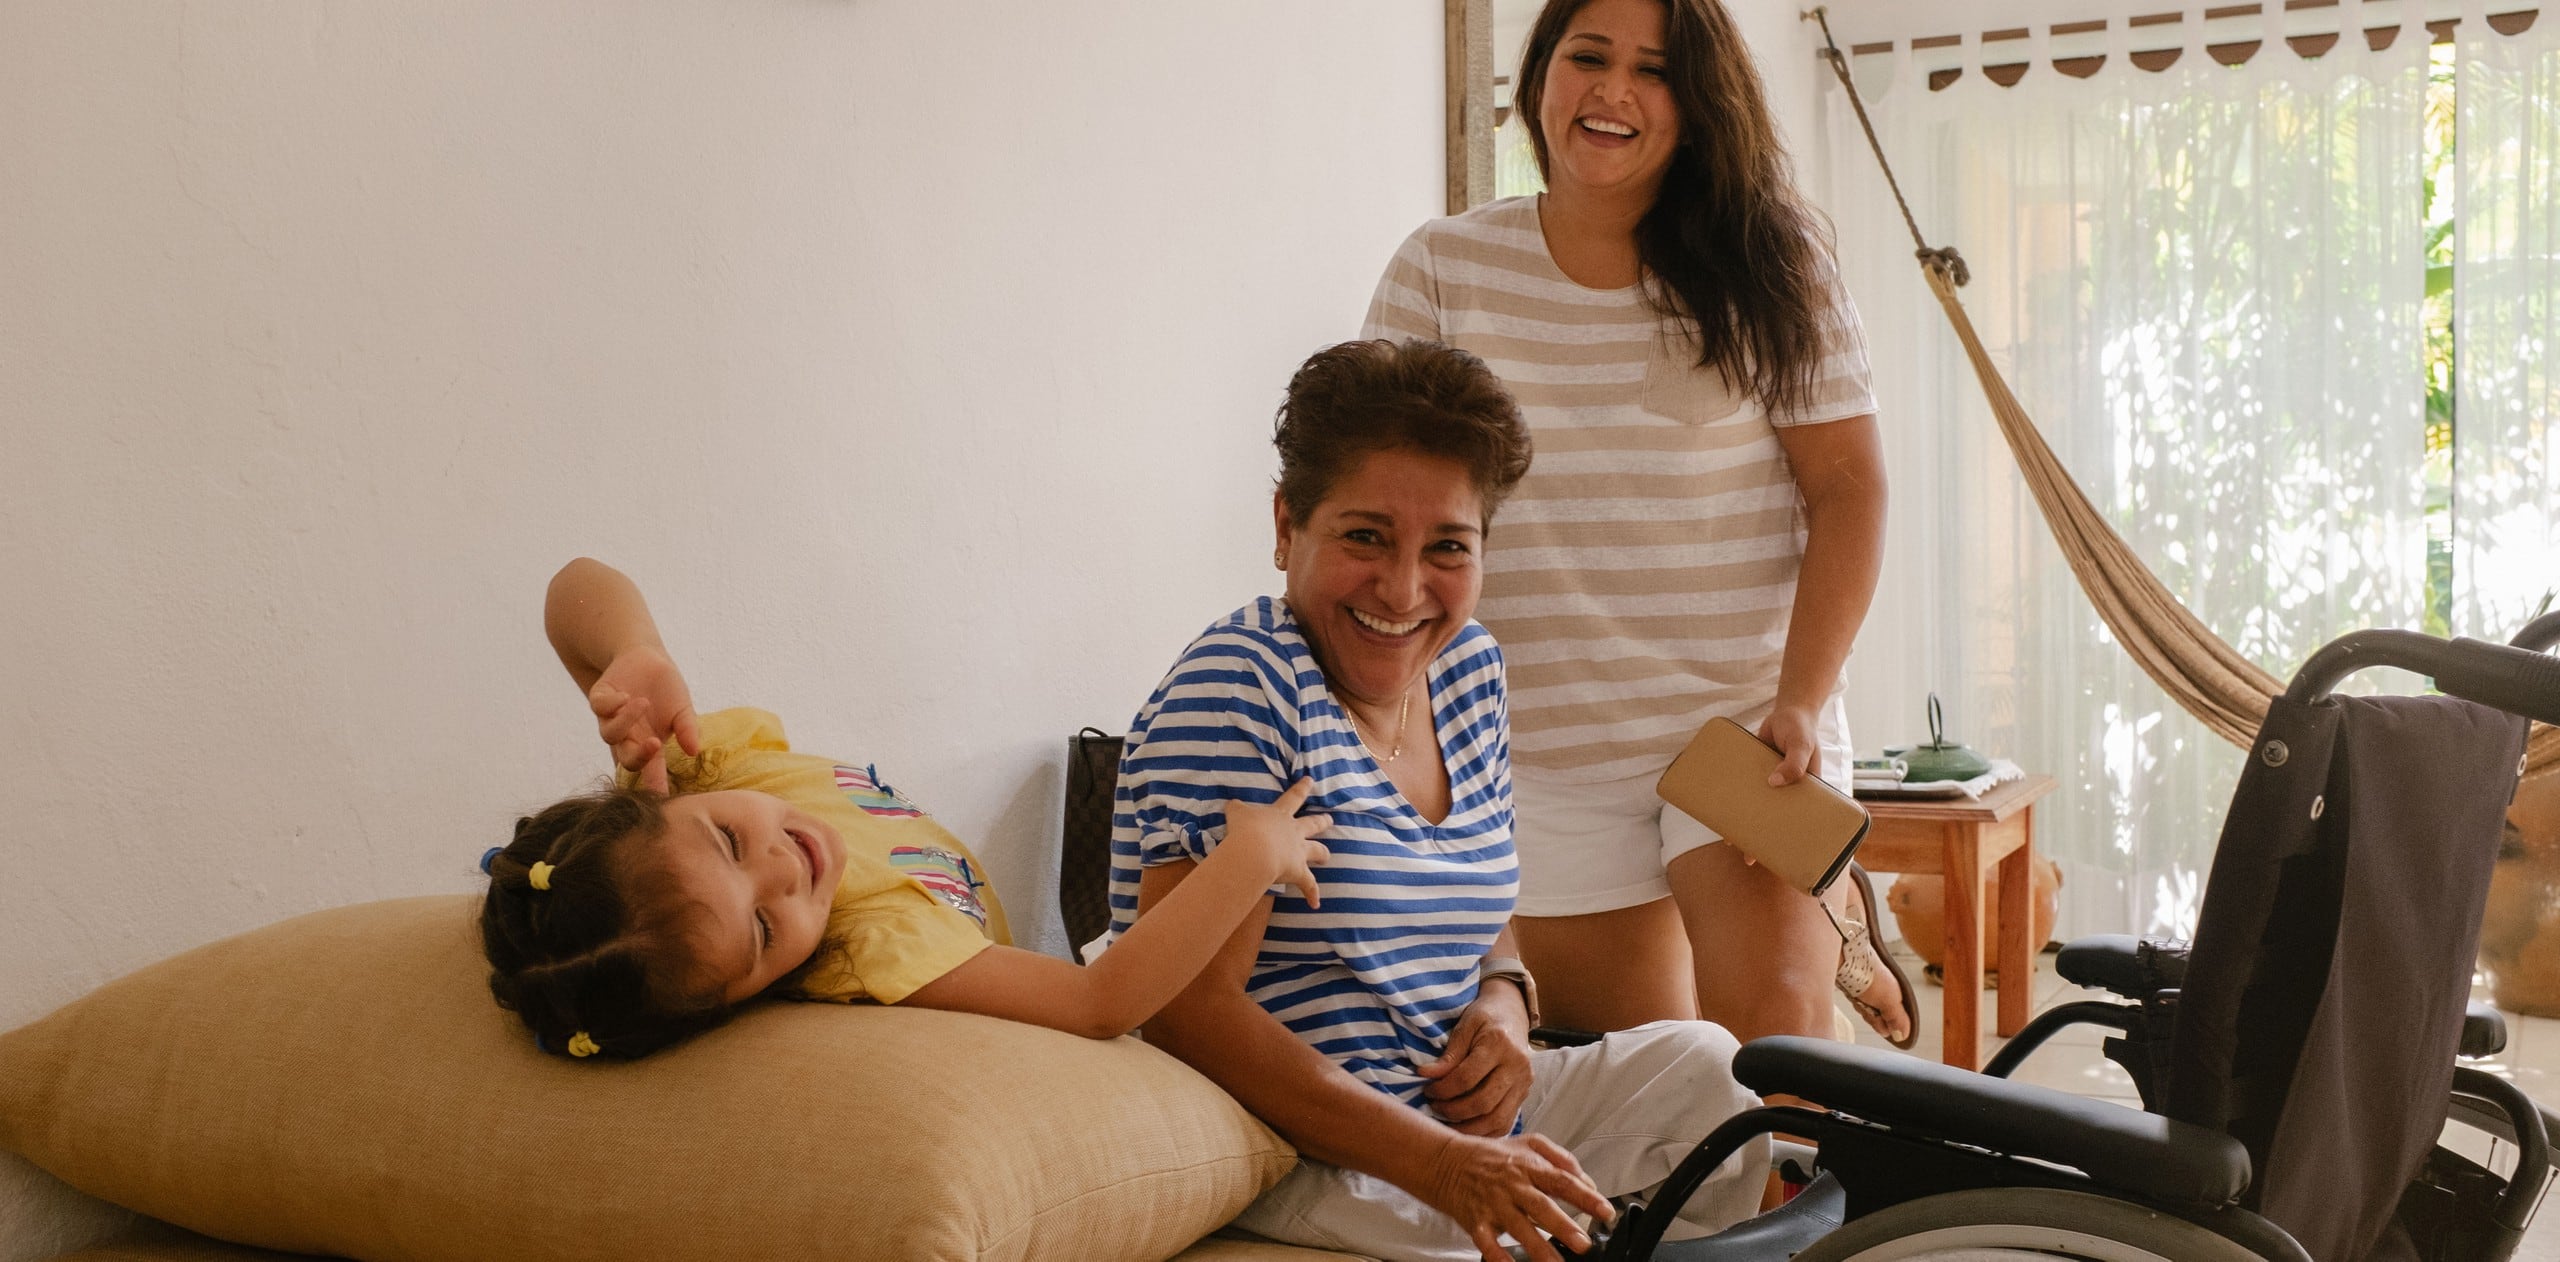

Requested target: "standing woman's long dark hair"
[{"left": 1514, "top": 0, "right": 1833, "bottom": 418}]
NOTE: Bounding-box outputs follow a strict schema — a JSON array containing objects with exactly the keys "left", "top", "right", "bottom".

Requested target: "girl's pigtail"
[{"left": 476, "top": 787, "right": 734, "bottom": 1061}]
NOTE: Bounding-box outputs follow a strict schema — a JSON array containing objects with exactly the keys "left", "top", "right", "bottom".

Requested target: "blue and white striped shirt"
[{"left": 1107, "top": 597, "right": 1518, "bottom": 1110}]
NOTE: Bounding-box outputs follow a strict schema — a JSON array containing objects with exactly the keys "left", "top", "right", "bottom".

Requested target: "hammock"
[{"left": 1808, "top": 9, "right": 2559, "bottom": 781}]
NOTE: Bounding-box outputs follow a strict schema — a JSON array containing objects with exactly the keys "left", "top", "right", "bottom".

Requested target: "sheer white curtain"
[
  {"left": 2454, "top": 2, "right": 2560, "bottom": 638},
  {"left": 1829, "top": 8, "right": 2431, "bottom": 940}
]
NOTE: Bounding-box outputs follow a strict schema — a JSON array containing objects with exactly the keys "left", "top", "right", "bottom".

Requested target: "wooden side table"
[{"left": 1855, "top": 774, "right": 2058, "bottom": 1070}]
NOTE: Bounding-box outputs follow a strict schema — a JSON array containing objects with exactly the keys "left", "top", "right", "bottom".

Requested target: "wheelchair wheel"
[{"left": 1791, "top": 1188, "right": 2269, "bottom": 1260}]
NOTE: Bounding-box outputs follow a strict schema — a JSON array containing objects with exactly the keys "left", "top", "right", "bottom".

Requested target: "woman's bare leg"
[
  {"left": 1512, "top": 898, "right": 1699, "bottom": 1033},
  {"left": 1664, "top": 843, "right": 1843, "bottom": 1044}
]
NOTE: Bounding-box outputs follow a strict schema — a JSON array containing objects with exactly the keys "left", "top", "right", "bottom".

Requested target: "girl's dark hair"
[
  {"left": 1273, "top": 339, "right": 1531, "bottom": 528},
  {"left": 479, "top": 787, "right": 734, "bottom": 1060},
  {"left": 1515, "top": 0, "right": 1835, "bottom": 416}
]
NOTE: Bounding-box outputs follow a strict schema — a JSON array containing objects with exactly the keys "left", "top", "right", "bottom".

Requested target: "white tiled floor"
[{"left": 1841, "top": 942, "right": 2560, "bottom": 1258}]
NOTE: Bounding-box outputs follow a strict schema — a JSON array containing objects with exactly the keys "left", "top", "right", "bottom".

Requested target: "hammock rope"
[{"left": 1805, "top": 8, "right": 2559, "bottom": 778}]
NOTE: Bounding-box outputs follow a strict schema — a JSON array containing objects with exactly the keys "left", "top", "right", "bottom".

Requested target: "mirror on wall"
[
  {"left": 1446, "top": 0, "right": 1547, "bottom": 213},
  {"left": 1490, "top": 0, "right": 1547, "bottom": 199}
]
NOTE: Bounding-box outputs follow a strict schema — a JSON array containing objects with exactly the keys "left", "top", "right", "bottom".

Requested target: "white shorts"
[
  {"left": 1512, "top": 698, "right": 1852, "bottom": 918},
  {"left": 1226, "top": 1020, "right": 1766, "bottom": 1258}
]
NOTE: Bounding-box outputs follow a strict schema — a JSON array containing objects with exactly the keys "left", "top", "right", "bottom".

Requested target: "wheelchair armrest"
[
  {"left": 2051, "top": 940, "right": 2501, "bottom": 1053},
  {"left": 2055, "top": 934, "right": 2187, "bottom": 999},
  {"left": 1733, "top": 1036, "right": 2252, "bottom": 1207},
  {"left": 2461, "top": 1000, "right": 2508, "bottom": 1058},
  {"left": 2054, "top": 935, "right": 2146, "bottom": 994}
]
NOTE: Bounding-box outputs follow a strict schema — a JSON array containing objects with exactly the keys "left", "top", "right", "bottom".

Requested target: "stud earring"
[{"left": 1274, "top": 548, "right": 1288, "bottom": 570}]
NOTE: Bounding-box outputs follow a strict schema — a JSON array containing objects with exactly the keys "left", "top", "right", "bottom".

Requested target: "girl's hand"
[
  {"left": 1223, "top": 779, "right": 1332, "bottom": 907},
  {"left": 587, "top": 645, "right": 702, "bottom": 793},
  {"left": 1417, "top": 1132, "right": 1613, "bottom": 1262},
  {"left": 1757, "top": 703, "right": 1822, "bottom": 787}
]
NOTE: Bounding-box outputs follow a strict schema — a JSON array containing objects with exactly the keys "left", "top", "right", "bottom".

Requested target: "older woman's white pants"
[{"left": 1226, "top": 1019, "right": 1769, "bottom": 1260}]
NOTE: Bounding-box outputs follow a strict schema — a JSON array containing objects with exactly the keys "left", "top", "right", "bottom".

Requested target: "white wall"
[
  {"left": 1726, "top": 0, "right": 1827, "bottom": 186},
  {"left": 0, "top": 0, "right": 1442, "bottom": 1248}
]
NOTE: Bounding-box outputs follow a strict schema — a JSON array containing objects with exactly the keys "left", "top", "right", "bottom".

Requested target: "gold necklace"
[{"left": 1349, "top": 690, "right": 1413, "bottom": 765}]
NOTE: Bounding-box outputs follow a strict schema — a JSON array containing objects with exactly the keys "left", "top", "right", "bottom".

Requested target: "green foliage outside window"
[{"left": 2425, "top": 42, "right": 2458, "bottom": 638}]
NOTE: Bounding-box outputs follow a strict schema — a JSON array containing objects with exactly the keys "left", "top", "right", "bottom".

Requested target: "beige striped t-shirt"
[{"left": 1363, "top": 196, "right": 1877, "bottom": 784}]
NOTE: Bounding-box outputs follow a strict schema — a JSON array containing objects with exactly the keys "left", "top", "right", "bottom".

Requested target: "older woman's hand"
[
  {"left": 1418, "top": 1131, "right": 1613, "bottom": 1262},
  {"left": 1419, "top": 979, "right": 1534, "bottom": 1136}
]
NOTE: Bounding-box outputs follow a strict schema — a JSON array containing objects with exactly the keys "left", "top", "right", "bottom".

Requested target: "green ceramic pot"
[{"left": 1900, "top": 693, "right": 1991, "bottom": 782}]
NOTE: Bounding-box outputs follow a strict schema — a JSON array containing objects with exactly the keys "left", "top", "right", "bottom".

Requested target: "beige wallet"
[{"left": 1654, "top": 716, "right": 1870, "bottom": 897}]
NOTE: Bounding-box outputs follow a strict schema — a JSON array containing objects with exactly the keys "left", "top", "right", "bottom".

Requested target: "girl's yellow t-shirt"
[{"left": 649, "top": 707, "right": 1008, "bottom": 1004}]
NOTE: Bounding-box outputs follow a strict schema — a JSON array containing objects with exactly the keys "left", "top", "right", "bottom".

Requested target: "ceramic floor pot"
[
  {"left": 2482, "top": 770, "right": 2560, "bottom": 1017},
  {"left": 1885, "top": 858, "right": 2061, "bottom": 983}
]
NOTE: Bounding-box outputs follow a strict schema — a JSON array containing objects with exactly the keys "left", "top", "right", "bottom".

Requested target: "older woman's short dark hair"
[{"left": 1273, "top": 340, "right": 1532, "bottom": 529}]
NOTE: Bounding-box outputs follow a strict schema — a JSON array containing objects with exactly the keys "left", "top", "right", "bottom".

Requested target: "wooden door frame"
[{"left": 1446, "top": 0, "right": 1495, "bottom": 213}]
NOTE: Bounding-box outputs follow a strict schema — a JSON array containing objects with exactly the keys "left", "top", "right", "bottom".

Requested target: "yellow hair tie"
[
  {"left": 566, "top": 1031, "right": 600, "bottom": 1058},
  {"left": 527, "top": 861, "right": 555, "bottom": 891}
]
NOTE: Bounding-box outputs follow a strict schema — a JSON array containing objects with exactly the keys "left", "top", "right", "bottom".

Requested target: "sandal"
[{"left": 1833, "top": 862, "right": 1919, "bottom": 1050}]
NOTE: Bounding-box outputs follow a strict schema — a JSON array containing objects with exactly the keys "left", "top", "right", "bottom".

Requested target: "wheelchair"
[{"left": 1585, "top": 612, "right": 2560, "bottom": 1260}]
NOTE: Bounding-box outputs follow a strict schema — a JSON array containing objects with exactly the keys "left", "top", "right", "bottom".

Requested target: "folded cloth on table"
[
  {"left": 1912, "top": 759, "right": 2022, "bottom": 799},
  {"left": 1855, "top": 759, "right": 2023, "bottom": 799},
  {"left": 1852, "top": 757, "right": 1910, "bottom": 795}
]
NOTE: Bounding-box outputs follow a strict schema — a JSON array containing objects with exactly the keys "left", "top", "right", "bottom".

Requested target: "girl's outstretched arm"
[
  {"left": 543, "top": 557, "right": 702, "bottom": 792},
  {"left": 901, "top": 782, "right": 1329, "bottom": 1038}
]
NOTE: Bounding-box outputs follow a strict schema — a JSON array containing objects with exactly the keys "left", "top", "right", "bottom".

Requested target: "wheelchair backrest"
[{"left": 2165, "top": 692, "right": 2528, "bottom": 1260}]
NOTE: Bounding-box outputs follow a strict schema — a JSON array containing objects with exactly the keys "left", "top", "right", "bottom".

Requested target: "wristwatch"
[{"left": 1477, "top": 955, "right": 1542, "bottom": 1028}]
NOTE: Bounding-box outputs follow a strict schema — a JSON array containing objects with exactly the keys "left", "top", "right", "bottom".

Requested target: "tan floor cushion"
[
  {"left": 57, "top": 1240, "right": 316, "bottom": 1262},
  {"left": 0, "top": 895, "right": 1297, "bottom": 1262},
  {"left": 53, "top": 1229, "right": 1365, "bottom": 1262}
]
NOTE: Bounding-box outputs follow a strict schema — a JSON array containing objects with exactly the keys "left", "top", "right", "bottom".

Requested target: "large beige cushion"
[
  {"left": 54, "top": 1230, "right": 1360, "bottom": 1261},
  {"left": 0, "top": 896, "right": 1296, "bottom": 1262},
  {"left": 58, "top": 1239, "right": 318, "bottom": 1262}
]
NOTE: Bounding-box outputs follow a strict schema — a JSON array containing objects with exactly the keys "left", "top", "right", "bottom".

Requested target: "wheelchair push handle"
[
  {"left": 2285, "top": 629, "right": 2560, "bottom": 728},
  {"left": 2434, "top": 639, "right": 2560, "bottom": 728},
  {"left": 2515, "top": 608, "right": 2560, "bottom": 654}
]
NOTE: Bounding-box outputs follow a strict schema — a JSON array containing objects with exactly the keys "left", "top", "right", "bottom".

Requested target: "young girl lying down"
[{"left": 480, "top": 557, "right": 1330, "bottom": 1059}]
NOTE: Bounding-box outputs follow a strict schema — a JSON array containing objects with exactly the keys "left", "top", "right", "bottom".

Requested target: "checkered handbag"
[{"left": 1058, "top": 728, "right": 1126, "bottom": 953}]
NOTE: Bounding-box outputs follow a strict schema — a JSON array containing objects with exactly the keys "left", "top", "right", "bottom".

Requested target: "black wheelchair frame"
[{"left": 1587, "top": 612, "right": 2560, "bottom": 1260}]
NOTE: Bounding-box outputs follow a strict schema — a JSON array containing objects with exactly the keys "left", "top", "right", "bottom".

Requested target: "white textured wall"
[
  {"left": 1727, "top": 0, "right": 1826, "bottom": 184},
  {"left": 0, "top": 0, "right": 1441, "bottom": 1249}
]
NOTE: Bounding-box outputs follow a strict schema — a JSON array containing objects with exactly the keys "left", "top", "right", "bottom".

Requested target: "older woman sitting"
[{"left": 1105, "top": 340, "right": 1767, "bottom": 1262}]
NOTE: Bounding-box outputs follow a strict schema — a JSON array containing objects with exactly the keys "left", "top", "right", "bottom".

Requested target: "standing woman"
[{"left": 1364, "top": 0, "right": 1909, "bottom": 1048}]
